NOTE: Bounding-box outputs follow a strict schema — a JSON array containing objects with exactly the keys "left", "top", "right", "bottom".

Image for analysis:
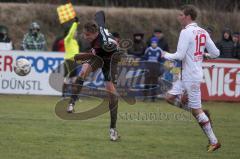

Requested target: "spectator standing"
[
  {"left": 216, "top": 28, "right": 234, "bottom": 58},
  {"left": 52, "top": 29, "right": 68, "bottom": 52},
  {"left": 147, "top": 29, "right": 169, "bottom": 51},
  {"left": 22, "top": 22, "right": 47, "bottom": 51},
  {"left": 144, "top": 37, "right": 164, "bottom": 102},
  {"left": 206, "top": 26, "right": 214, "bottom": 37},
  {"left": 204, "top": 26, "right": 214, "bottom": 54},
  {"left": 128, "top": 32, "right": 146, "bottom": 57},
  {"left": 232, "top": 32, "right": 240, "bottom": 59},
  {"left": 144, "top": 37, "right": 164, "bottom": 63},
  {"left": 0, "top": 25, "right": 14, "bottom": 50}
]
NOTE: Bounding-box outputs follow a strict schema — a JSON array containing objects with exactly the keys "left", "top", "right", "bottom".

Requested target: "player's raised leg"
[
  {"left": 165, "top": 80, "right": 190, "bottom": 111},
  {"left": 67, "top": 63, "right": 92, "bottom": 113},
  {"left": 166, "top": 81, "right": 213, "bottom": 126}
]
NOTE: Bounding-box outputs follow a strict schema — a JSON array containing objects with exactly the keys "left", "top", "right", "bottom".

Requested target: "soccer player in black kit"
[{"left": 67, "top": 11, "right": 120, "bottom": 141}]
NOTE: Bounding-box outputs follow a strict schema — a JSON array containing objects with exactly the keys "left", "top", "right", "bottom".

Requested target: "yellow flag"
[{"left": 57, "top": 3, "right": 76, "bottom": 24}]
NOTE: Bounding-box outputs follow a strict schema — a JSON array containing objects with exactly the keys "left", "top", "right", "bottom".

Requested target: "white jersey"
[{"left": 164, "top": 22, "right": 219, "bottom": 82}]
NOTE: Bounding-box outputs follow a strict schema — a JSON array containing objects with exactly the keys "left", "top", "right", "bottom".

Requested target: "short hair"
[
  {"left": 233, "top": 32, "right": 240, "bottom": 37},
  {"left": 206, "top": 26, "right": 214, "bottom": 34},
  {"left": 84, "top": 21, "right": 99, "bottom": 33},
  {"left": 154, "top": 29, "right": 162, "bottom": 33},
  {"left": 112, "top": 32, "right": 120, "bottom": 38},
  {"left": 180, "top": 5, "right": 198, "bottom": 20}
]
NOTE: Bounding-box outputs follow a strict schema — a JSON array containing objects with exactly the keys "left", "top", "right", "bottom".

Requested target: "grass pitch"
[{"left": 0, "top": 95, "right": 239, "bottom": 159}]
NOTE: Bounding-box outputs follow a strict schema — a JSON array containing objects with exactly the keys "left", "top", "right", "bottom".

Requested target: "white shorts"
[
  {"left": 168, "top": 80, "right": 202, "bottom": 109},
  {"left": 168, "top": 80, "right": 184, "bottom": 95}
]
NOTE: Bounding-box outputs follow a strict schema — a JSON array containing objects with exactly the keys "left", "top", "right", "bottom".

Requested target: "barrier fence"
[{"left": 0, "top": 51, "right": 239, "bottom": 102}]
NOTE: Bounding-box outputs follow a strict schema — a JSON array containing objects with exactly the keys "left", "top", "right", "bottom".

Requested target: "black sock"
[
  {"left": 109, "top": 94, "right": 118, "bottom": 129},
  {"left": 70, "top": 77, "right": 84, "bottom": 104},
  {"left": 62, "top": 83, "right": 67, "bottom": 98}
]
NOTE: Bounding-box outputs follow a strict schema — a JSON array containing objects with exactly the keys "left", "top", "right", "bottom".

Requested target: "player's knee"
[
  {"left": 191, "top": 108, "right": 203, "bottom": 117},
  {"left": 79, "top": 64, "right": 92, "bottom": 78},
  {"left": 165, "top": 94, "right": 176, "bottom": 104},
  {"left": 79, "top": 70, "right": 88, "bottom": 79},
  {"left": 71, "top": 86, "right": 78, "bottom": 92},
  {"left": 106, "top": 83, "right": 116, "bottom": 92}
]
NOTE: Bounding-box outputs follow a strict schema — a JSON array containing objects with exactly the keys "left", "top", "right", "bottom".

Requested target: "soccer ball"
[{"left": 14, "top": 58, "right": 31, "bottom": 76}]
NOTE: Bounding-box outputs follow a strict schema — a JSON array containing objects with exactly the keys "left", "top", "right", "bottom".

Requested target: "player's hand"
[
  {"left": 203, "top": 53, "right": 211, "bottom": 59},
  {"left": 161, "top": 51, "right": 167, "bottom": 58}
]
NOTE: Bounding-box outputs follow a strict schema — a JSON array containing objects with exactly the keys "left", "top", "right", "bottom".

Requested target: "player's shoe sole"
[{"left": 207, "top": 142, "right": 221, "bottom": 152}]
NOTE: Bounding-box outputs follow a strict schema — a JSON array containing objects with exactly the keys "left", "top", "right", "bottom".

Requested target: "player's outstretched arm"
[{"left": 163, "top": 30, "right": 189, "bottom": 61}]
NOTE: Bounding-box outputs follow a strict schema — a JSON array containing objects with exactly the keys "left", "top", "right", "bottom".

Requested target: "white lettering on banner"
[
  {"left": 224, "top": 68, "right": 237, "bottom": 97},
  {"left": 203, "top": 62, "right": 240, "bottom": 98},
  {"left": 218, "top": 68, "right": 224, "bottom": 96},
  {"left": 236, "top": 72, "right": 240, "bottom": 97},
  {"left": 203, "top": 68, "right": 217, "bottom": 96}
]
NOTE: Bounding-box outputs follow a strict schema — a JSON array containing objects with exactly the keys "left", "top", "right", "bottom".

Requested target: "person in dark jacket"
[
  {"left": 128, "top": 32, "right": 146, "bottom": 57},
  {"left": 143, "top": 37, "right": 164, "bottom": 102},
  {"left": 206, "top": 26, "right": 214, "bottom": 38},
  {"left": 52, "top": 29, "right": 69, "bottom": 52},
  {"left": 232, "top": 32, "right": 240, "bottom": 59},
  {"left": 22, "top": 22, "right": 47, "bottom": 51},
  {"left": 0, "top": 25, "right": 14, "bottom": 50},
  {"left": 216, "top": 28, "right": 234, "bottom": 58},
  {"left": 147, "top": 29, "right": 169, "bottom": 51},
  {"left": 144, "top": 37, "right": 163, "bottom": 63}
]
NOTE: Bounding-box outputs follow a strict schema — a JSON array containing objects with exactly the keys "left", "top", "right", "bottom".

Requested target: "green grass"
[{"left": 0, "top": 95, "right": 240, "bottom": 159}]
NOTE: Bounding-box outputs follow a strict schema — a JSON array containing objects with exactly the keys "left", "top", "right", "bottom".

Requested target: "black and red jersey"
[{"left": 91, "top": 11, "right": 118, "bottom": 58}]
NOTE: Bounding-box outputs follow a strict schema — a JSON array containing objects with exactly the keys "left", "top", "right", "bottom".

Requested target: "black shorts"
[
  {"left": 64, "top": 60, "right": 80, "bottom": 78},
  {"left": 86, "top": 53, "right": 121, "bottom": 84}
]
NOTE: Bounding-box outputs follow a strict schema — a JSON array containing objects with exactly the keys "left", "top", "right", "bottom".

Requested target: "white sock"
[{"left": 196, "top": 112, "right": 218, "bottom": 144}]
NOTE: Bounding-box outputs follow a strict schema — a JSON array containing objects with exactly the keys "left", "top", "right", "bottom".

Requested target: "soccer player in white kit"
[{"left": 162, "top": 5, "right": 221, "bottom": 152}]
